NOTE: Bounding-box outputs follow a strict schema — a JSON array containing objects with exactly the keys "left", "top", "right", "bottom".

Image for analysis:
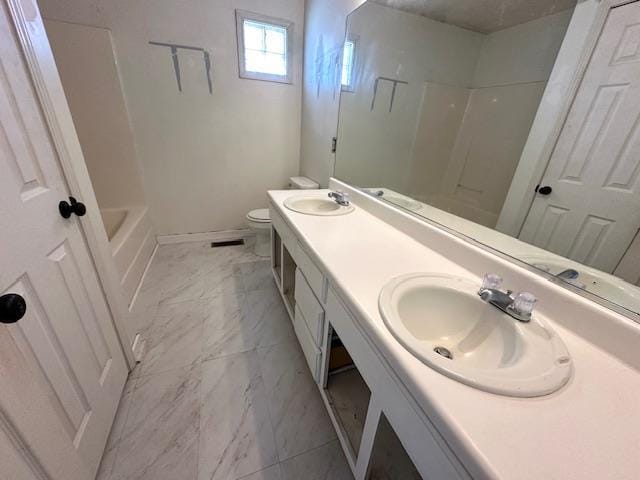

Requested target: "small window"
[
  {"left": 236, "top": 10, "right": 293, "bottom": 84},
  {"left": 341, "top": 37, "right": 357, "bottom": 92}
]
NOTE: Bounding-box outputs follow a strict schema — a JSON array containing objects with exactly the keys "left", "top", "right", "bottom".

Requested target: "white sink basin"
[
  {"left": 522, "top": 255, "right": 640, "bottom": 313},
  {"left": 284, "top": 194, "right": 355, "bottom": 216},
  {"left": 379, "top": 273, "right": 572, "bottom": 397}
]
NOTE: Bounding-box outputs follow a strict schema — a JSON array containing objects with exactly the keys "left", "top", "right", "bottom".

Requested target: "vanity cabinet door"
[
  {"left": 270, "top": 226, "right": 282, "bottom": 287},
  {"left": 294, "top": 268, "right": 325, "bottom": 346},
  {"left": 294, "top": 306, "right": 321, "bottom": 381}
]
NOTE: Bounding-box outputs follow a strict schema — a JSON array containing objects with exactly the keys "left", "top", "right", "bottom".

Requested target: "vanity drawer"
[
  {"left": 294, "top": 306, "right": 321, "bottom": 382},
  {"left": 294, "top": 242, "right": 326, "bottom": 303},
  {"left": 294, "top": 268, "right": 324, "bottom": 346}
]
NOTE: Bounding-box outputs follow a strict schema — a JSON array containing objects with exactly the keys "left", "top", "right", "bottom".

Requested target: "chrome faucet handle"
[
  {"left": 328, "top": 190, "right": 350, "bottom": 206},
  {"left": 508, "top": 292, "right": 537, "bottom": 321},
  {"left": 556, "top": 268, "right": 580, "bottom": 280},
  {"left": 479, "top": 273, "right": 502, "bottom": 293},
  {"left": 478, "top": 274, "right": 536, "bottom": 323}
]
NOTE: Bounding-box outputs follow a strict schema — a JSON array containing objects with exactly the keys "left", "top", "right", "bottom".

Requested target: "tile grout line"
[
  {"left": 195, "top": 361, "right": 204, "bottom": 480},
  {"left": 135, "top": 314, "right": 207, "bottom": 378},
  {"left": 234, "top": 462, "right": 282, "bottom": 480},
  {"left": 110, "top": 246, "right": 341, "bottom": 479},
  {"left": 250, "top": 346, "right": 283, "bottom": 480},
  {"left": 100, "top": 373, "right": 139, "bottom": 480},
  {"left": 201, "top": 334, "right": 293, "bottom": 367},
  {"left": 280, "top": 436, "right": 342, "bottom": 464}
]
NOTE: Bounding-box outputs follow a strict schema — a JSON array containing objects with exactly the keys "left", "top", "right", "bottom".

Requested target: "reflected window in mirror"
[{"left": 341, "top": 36, "right": 357, "bottom": 92}]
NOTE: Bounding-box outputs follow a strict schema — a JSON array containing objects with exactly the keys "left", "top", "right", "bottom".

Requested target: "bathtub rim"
[{"left": 101, "top": 205, "right": 148, "bottom": 255}]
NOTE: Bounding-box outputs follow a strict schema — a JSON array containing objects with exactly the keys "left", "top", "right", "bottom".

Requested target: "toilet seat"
[
  {"left": 246, "top": 176, "right": 317, "bottom": 257},
  {"left": 247, "top": 208, "right": 270, "bottom": 223}
]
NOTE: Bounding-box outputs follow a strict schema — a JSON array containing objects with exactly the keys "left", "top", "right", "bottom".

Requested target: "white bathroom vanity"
[{"left": 268, "top": 180, "right": 640, "bottom": 480}]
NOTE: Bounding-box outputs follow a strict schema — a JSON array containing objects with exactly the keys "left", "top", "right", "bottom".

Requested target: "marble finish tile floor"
[{"left": 97, "top": 241, "right": 352, "bottom": 480}]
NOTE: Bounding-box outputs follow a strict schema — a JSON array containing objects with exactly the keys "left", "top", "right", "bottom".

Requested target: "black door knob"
[
  {"left": 59, "top": 196, "right": 87, "bottom": 219},
  {"left": 0, "top": 294, "right": 27, "bottom": 324},
  {"left": 535, "top": 185, "right": 553, "bottom": 195}
]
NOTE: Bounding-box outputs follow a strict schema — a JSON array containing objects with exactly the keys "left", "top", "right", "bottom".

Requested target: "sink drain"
[{"left": 434, "top": 346, "right": 453, "bottom": 359}]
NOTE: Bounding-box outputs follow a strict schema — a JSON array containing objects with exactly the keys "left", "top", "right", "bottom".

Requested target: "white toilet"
[{"left": 247, "top": 176, "right": 319, "bottom": 257}]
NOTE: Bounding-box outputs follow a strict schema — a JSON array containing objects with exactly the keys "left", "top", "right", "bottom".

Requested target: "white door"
[
  {"left": 520, "top": 2, "right": 640, "bottom": 273},
  {"left": 614, "top": 228, "right": 640, "bottom": 286},
  {"left": 0, "top": 0, "right": 127, "bottom": 478}
]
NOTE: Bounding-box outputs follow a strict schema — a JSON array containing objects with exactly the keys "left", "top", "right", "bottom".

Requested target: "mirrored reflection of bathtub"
[{"left": 100, "top": 207, "right": 156, "bottom": 306}]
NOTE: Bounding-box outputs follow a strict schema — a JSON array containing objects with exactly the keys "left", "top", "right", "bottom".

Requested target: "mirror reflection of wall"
[
  {"left": 335, "top": 0, "right": 640, "bottom": 317},
  {"left": 337, "top": 0, "right": 574, "bottom": 226}
]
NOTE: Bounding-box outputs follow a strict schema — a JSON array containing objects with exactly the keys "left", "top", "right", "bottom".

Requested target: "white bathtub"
[{"left": 100, "top": 207, "right": 156, "bottom": 306}]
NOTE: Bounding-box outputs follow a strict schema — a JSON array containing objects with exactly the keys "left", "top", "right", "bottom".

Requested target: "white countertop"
[{"left": 268, "top": 189, "right": 640, "bottom": 480}]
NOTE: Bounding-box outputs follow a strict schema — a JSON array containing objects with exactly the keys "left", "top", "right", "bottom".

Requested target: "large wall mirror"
[{"left": 335, "top": 0, "right": 640, "bottom": 318}]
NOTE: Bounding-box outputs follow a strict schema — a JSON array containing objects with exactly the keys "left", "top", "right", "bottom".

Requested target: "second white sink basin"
[
  {"left": 284, "top": 194, "right": 355, "bottom": 216},
  {"left": 379, "top": 273, "right": 572, "bottom": 397}
]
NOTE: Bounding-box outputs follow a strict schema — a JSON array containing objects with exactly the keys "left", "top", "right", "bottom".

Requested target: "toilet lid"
[{"left": 247, "top": 208, "right": 270, "bottom": 223}]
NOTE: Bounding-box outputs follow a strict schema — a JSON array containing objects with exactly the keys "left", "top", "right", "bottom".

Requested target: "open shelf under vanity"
[{"left": 324, "top": 330, "right": 371, "bottom": 458}]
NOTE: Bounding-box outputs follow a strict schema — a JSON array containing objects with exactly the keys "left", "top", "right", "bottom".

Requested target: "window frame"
[
  {"left": 235, "top": 9, "right": 294, "bottom": 84},
  {"left": 340, "top": 34, "right": 359, "bottom": 93}
]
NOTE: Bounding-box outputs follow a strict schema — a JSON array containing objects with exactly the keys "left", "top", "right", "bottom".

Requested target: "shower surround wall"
[
  {"left": 39, "top": 0, "right": 304, "bottom": 236},
  {"left": 411, "top": 10, "right": 574, "bottom": 227},
  {"left": 45, "top": 19, "right": 156, "bottom": 319},
  {"left": 335, "top": 3, "right": 484, "bottom": 191},
  {"left": 45, "top": 20, "right": 147, "bottom": 210}
]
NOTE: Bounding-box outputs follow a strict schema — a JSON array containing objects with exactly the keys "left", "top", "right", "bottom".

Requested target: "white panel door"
[
  {"left": 0, "top": 0, "right": 127, "bottom": 478},
  {"left": 520, "top": 2, "right": 640, "bottom": 273}
]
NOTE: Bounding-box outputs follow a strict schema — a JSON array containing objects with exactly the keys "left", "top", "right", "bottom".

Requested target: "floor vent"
[{"left": 211, "top": 239, "right": 245, "bottom": 248}]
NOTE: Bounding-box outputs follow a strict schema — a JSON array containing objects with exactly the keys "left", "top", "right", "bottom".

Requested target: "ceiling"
[{"left": 371, "top": 0, "right": 577, "bottom": 33}]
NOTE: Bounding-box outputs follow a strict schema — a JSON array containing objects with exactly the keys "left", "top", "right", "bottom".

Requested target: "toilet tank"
[{"left": 289, "top": 176, "right": 319, "bottom": 190}]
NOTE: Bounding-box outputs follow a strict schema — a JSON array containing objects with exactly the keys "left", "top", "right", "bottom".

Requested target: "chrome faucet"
[
  {"left": 555, "top": 268, "right": 579, "bottom": 280},
  {"left": 328, "top": 191, "right": 350, "bottom": 206},
  {"left": 554, "top": 268, "right": 586, "bottom": 289},
  {"left": 478, "top": 273, "right": 537, "bottom": 323}
]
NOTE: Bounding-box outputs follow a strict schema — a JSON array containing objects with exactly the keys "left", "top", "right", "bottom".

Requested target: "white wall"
[
  {"left": 433, "top": 82, "right": 547, "bottom": 226},
  {"left": 334, "top": 2, "right": 483, "bottom": 192},
  {"left": 44, "top": 20, "right": 146, "bottom": 210},
  {"left": 299, "top": 0, "right": 366, "bottom": 187},
  {"left": 407, "top": 83, "right": 470, "bottom": 199},
  {"left": 39, "top": 0, "right": 304, "bottom": 235},
  {"left": 472, "top": 9, "right": 574, "bottom": 87}
]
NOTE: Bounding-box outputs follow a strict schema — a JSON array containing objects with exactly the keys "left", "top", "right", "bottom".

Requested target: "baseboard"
[{"left": 156, "top": 229, "right": 254, "bottom": 245}]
